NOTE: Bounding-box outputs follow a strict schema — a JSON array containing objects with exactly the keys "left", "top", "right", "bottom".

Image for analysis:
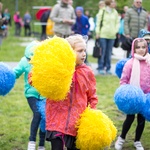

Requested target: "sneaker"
[
  {"left": 106, "top": 70, "right": 112, "bottom": 75},
  {"left": 99, "top": 70, "right": 105, "bottom": 75},
  {"left": 134, "top": 141, "right": 144, "bottom": 150},
  {"left": 27, "top": 141, "right": 36, "bottom": 150},
  {"left": 115, "top": 136, "right": 125, "bottom": 150},
  {"left": 38, "top": 146, "right": 45, "bottom": 150}
]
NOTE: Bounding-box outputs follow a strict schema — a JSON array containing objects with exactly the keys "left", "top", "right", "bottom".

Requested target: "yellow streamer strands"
[
  {"left": 76, "top": 108, "right": 117, "bottom": 150},
  {"left": 30, "top": 36, "right": 76, "bottom": 101}
]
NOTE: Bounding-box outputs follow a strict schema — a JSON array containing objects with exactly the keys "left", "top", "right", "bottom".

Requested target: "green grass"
[{"left": 0, "top": 26, "right": 150, "bottom": 150}]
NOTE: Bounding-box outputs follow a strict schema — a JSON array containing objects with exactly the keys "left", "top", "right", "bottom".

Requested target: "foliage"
[{"left": 1, "top": 0, "right": 150, "bottom": 19}]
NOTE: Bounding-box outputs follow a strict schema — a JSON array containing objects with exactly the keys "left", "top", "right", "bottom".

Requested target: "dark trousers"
[
  {"left": 120, "top": 114, "right": 145, "bottom": 141},
  {"left": 50, "top": 138, "right": 78, "bottom": 150},
  {"left": 24, "top": 24, "right": 31, "bottom": 36},
  {"left": 15, "top": 22, "right": 21, "bottom": 36},
  {"left": 27, "top": 97, "right": 46, "bottom": 146}
]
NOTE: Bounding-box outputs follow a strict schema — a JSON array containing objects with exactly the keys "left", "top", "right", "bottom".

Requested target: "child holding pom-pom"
[
  {"left": 45, "top": 34, "right": 98, "bottom": 150},
  {"left": 115, "top": 38, "right": 150, "bottom": 150},
  {"left": 13, "top": 41, "right": 46, "bottom": 150}
]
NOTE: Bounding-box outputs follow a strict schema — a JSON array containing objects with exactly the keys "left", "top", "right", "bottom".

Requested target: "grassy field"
[{"left": 0, "top": 27, "right": 150, "bottom": 149}]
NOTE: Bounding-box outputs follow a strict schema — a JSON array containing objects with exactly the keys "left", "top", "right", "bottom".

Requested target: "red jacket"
[{"left": 46, "top": 64, "right": 98, "bottom": 136}]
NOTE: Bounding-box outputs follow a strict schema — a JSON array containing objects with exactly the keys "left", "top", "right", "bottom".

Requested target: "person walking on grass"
[
  {"left": 115, "top": 38, "right": 150, "bottom": 150},
  {"left": 13, "top": 41, "right": 46, "bottom": 150},
  {"left": 45, "top": 34, "right": 98, "bottom": 150}
]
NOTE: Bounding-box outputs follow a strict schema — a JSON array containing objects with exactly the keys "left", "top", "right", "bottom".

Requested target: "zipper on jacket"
[{"left": 65, "top": 85, "right": 73, "bottom": 132}]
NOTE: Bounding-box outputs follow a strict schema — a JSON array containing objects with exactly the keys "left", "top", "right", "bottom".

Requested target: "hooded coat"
[
  {"left": 46, "top": 64, "right": 98, "bottom": 136},
  {"left": 13, "top": 41, "right": 45, "bottom": 99},
  {"left": 120, "top": 38, "right": 150, "bottom": 94}
]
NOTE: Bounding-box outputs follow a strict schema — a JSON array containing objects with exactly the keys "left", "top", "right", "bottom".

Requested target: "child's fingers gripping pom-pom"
[
  {"left": 0, "top": 62, "right": 16, "bottom": 96},
  {"left": 75, "top": 107, "right": 117, "bottom": 150},
  {"left": 30, "top": 36, "right": 76, "bottom": 101},
  {"left": 114, "top": 84, "right": 146, "bottom": 114},
  {"left": 141, "top": 93, "right": 150, "bottom": 121},
  {"left": 115, "top": 58, "right": 129, "bottom": 78}
]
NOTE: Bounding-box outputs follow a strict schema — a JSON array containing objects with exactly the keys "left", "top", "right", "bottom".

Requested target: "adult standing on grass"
[
  {"left": 95, "top": 0, "right": 119, "bottom": 75},
  {"left": 50, "top": 0, "right": 76, "bottom": 38},
  {"left": 115, "top": 38, "right": 150, "bottom": 150},
  {"left": 13, "top": 41, "right": 46, "bottom": 150},
  {"left": 123, "top": 0, "right": 147, "bottom": 57}
]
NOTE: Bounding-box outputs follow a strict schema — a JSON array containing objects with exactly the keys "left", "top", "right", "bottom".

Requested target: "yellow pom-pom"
[
  {"left": 30, "top": 36, "right": 76, "bottom": 101},
  {"left": 76, "top": 108, "right": 117, "bottom": 150}
]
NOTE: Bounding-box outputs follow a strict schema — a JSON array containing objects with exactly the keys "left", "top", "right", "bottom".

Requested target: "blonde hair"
[{"left": 66, "top": 34, "right": 86, "bottom": 49}]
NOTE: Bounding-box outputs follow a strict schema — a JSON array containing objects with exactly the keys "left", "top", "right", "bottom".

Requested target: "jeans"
[
  {"left": 98, "top": 38, "right": 115, "bottom": 71},
  {"left": 27, "top": 97, "right": 46, "bottom": 146}
]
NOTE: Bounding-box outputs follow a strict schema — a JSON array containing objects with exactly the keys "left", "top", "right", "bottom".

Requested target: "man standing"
[
  {"left": 124, "top": 0, "right": 147, "bottom": 39},
  {"left": 50, "top": 0, "right": 76, "bottom": 38}
]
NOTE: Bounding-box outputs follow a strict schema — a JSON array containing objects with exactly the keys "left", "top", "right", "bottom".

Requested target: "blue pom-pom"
[
  {"left": 36, "top": 99, "right": 46, "bottom": 132},
  {"left": 115, "top": 58, "right": 129, "bottom": 78},
  {"left": 141, "top": 93, "right": 150, "bottom": 121},
  {"left": 0, "top": 62, "right": 16, "bottom": 96},
  {"left": 114, "top": 84, "right": 145, "bottom": 114}
]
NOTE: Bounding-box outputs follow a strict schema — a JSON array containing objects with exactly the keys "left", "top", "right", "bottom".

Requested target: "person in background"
[
  {"left": 45, "top": 34, "right": 98, "bottom": 150},
  {"left": 13, "top": 11, "right": 22, "bottom": 36},
  {"left": 72, "top": 6, "right": 90, "bottom": 64},
  {"left": 13, "top": 41, "right": 46, "bottom": 150},
  {"left": 0, "top": 2, "right": 7, "bottom": 46},
  {"left": 3, "top": 8, "right": 11, "bottom": 26},
  {"left": 124, "top": 0, "right": 147, "bottom": 39},
  {"left": 50, "top": 0, "right": 76, "bottom": 38},
  {"left": 115, "top": 38, "right": 150, "bottom": 150},
  {"left": 95, "top": 0, "right": 119, "bottom": 75},
  {"left": 23, "top": 10, "right": 32, "bottom": 36}
]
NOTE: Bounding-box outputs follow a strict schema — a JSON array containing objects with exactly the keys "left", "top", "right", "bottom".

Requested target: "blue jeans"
[
  {"left": 27, "top": 97, "right": 46, "bottom": 146},
  {"left": 98, "top": 38, "right": 115, "bottom": 71}
]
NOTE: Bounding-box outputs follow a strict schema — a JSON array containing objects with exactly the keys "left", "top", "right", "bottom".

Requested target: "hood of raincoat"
[{"left": 24, "top": 41, "right": 39, "bottom": 59}]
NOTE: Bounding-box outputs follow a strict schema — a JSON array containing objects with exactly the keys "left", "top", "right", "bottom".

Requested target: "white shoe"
[
  {"left": 115, "top": 136, "right": 125, "bottom": 150},
  {"left": 134, "top": 141, "right": 144, "bottom": 150},
  {"left": 38, "top": 146, "right": 45, "bottom": 150},
  {"left": 27, "top": 141, "right": 36, "bottom": 150}
]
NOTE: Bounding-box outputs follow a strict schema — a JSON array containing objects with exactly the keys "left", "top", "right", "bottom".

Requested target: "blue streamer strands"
[
  {"left": 36, "top": 99, "right": 46, "bottom": 132},
  {"left": 141, "top": 93, "right": 150, "bottom": 121},
  {"left": 115, "top": 58, "right": 130, "bottom": 78},
  {"left": 114, "top": 84, "right": 146, "bottom": 114},
  {"left": 0, "top": 62, "right": 16, "bottom": 96}
]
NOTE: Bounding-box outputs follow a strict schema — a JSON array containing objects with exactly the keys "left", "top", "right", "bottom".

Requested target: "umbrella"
[{"left": 36, "top": 7, "right": 51, "bottom": 20}]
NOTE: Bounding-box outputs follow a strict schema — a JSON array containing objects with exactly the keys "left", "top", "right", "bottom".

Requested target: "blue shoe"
[
  {"left": 106, "top": 70, "right": 112, "bottom": 75},
  {"left": 99, "top": 70, "right": 105, "bottom": 75}
]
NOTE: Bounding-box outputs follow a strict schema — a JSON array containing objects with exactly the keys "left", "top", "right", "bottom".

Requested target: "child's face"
[
  {"left": 135, "top": 41, "right": 147, "bottom": 56},
  {"left": 74, "top": 42, "right": 86, "bottom": 66}
]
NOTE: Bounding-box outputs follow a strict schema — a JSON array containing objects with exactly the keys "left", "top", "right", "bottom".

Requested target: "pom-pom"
[
  {"left": 141, "top": 93, "right": 150, "bottom": 121},
  {"left": 76, "top": 107, "right": 117, "bottom": 150},
  {"left": 36, "top": 99, "right": 46, "bottom": 132},
  {"left": 30, "top": 36, "right": 76, "bottom": 101},
  {"left": 114, "top": 84, "right": 145, "bottom": 114},
  {"left": 115, "top": 58, "right": 129, "bottom": 78},
  {"left": 0, "top": 62, "right": 16, "bottom": 96}
]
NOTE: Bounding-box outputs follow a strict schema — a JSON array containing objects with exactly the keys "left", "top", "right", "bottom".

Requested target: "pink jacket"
[
  {"left": 46, "top": 64, "right": 98, "bottom": 136},
  {"left": 120, "top": 38, "right": 150, "bottom": 94}
]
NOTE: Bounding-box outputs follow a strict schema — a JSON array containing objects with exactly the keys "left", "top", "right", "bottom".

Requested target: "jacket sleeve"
[
  {"left": 120, "top": 60, "right": 132, "bottom": 85},
  {"left": 50, "top": 5, "right": 63, "bottom": 23},
  {"left": 95, "top": 9, "right": 102, "bottom": 35},
  {"left": 87, "top": 70, "right": 98, "bottom": 109},
  {"left": 124, "top": 10, "right": 130, "bottom": 36},
  {"left": 13, "top": 57, "right": 27, "bottom": 79}
]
